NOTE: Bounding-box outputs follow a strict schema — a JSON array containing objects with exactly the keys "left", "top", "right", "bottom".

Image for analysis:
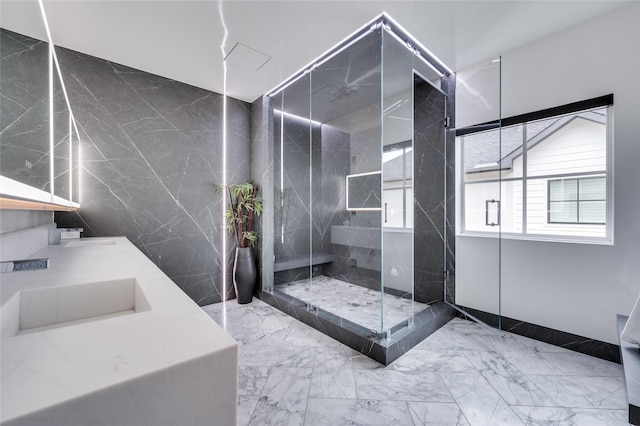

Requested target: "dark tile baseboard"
[{"left": 458, "top": 305, "right": 621, "bottom": 364}]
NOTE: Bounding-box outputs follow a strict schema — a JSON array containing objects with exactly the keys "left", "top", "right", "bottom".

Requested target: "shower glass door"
[
  {"left": 381, "top": 28, "right": 414, "bottom": 333},
  {"left": 454, "top": 57, "right": 503, "bottom": 327},
  {"left": 270, "top": 17, "right": 451, "bottom": 340},
  {"left": 273, "top": 28, "right": 386, "bottom": 335},
  {"left": 272, "top": 74, "right": 312, "bottom": 289},
  {"left": 310, "top": 27, "right": 384, "bottom": 335}
]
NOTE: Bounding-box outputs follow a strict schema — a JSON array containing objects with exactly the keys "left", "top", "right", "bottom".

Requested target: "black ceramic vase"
[{"left": 233, "top": 247, "right": 256, "bottom": 304}]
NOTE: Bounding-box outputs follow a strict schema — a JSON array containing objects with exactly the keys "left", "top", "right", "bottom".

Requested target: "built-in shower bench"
[
  {"left": 618, "top": 314, "right": 640, "bottom": 425},
  {"left": 273, "top": 252, "right": 335, "bottom": 272}
]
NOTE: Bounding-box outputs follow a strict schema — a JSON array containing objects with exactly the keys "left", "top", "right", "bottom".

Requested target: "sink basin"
[
  {"left": 1, "top": 278, "right": 151, "bottom": 338},
  {"left": 62, "top": 239, "right": 117, "bottom": 247}
]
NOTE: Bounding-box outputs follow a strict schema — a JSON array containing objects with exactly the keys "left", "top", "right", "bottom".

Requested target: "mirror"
[
  {"left": 346, "top": 171, "right": 381, "bottom": 211},
  {"left": 0, "top": 0, "right": 79, "bottom": 209}
]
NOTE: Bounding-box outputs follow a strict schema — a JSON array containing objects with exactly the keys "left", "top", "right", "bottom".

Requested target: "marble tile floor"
[
  {"left": 202, "top": 299, "right": 629, "bottom": 426},
  {"left": 276, "top": 275, "right": 429, "bottom": 332}
]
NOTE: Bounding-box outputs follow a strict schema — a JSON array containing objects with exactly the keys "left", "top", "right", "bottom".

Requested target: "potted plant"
[{"left": 220, "top": 182, "right": 263, "bottom": 304}]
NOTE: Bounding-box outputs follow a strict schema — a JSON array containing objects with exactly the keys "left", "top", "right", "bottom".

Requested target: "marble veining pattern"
[
  {"left": 276, "top": 275, "right": 429, "bottom": 332},
  {"left": 203, "top": 299, "right": 628, "bottom": 426},
  {"left": 53, "top": 46, "right": 252, "bottom": 305}
]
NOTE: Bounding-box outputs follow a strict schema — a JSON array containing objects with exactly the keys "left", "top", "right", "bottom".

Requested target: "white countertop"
[{"left": 0, "top": 237, "right": 237, "bottom": 424}]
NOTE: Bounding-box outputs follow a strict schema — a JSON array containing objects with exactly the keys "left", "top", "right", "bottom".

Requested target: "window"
[
  {"left": 548, "top": 177, "right": 606, "bottom": 224},
  {"left": 383, "top": 142, "right": 413, "bottom": 229},
  {"left": 457, "top": 95, "right": 612, "bottom": 242}
]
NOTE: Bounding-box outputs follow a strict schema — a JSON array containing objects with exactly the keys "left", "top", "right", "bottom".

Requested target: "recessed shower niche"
[{"left": 254, "top": 14, "right": 457, "bottom": 364}]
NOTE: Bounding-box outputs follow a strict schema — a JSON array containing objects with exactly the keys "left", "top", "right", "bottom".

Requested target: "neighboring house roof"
[{"left": 463, "top": 110, "right": 606, "bottom": 174}]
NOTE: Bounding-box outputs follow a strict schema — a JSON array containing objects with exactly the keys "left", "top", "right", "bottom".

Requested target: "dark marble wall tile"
[
  {"left": 273, "top": 114, "right": 313, "bottom": 261},
  {"left": 442, "top": 74, "right": 457, "bottom": 304},
  {"left": 52, "top": 76, "right": 71, "bottom": 201},
  {"left": 413, "top": 76, "right": 448, "bottom": 304},
  {"left": 271, "top": 112, "right": 352, "bottom": 281},
  {"left": 251, "top": 96, "right": 275, "bottom": 293},
  {"left": 53, "top": 46, "right": 251, "bottom": 305},
  {"left": 1, "top": 29, "right": 51, "bottom": 192},
  {"left": 314, "top": 125, "right": 351, "bottom": 275}
]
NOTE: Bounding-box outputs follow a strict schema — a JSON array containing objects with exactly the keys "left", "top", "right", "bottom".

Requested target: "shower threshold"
[{"left": 262, "top": 276, "right": 455, "bottom": 365}]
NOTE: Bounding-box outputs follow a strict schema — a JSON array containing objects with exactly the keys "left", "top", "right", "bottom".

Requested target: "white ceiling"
[{"left": 1, "top": 1, "right": 634, "bottom": 103}]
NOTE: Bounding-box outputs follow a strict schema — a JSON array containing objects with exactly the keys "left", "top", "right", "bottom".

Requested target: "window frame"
[
  {"left": 547, "top": 176, "right": 607, "bottom": 225},
  {"left": 456, "top": 95, "right": 614, "bottom": 245}
]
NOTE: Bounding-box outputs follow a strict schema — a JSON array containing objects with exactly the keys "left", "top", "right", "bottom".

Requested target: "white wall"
[{"left": 455, "top": 3, "right": 640, "bottom": 344}]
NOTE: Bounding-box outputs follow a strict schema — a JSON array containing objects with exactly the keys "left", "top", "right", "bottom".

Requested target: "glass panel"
[
  {"left": 579, "top": 200, "right": 605, "bottom": 223},
  {"left": 269, "top": 18, "right": 457, "bottom": 344},
  {"left": 455, "top": 57, "right": 502, "bottom": 327},
  {"left": 53, "top": 64, "right": 70, "bottom": 200},
  {"left": 382, "top": 29, "right": 415, "bottom": 333},
  {"left": 500, "top": 124, "right": 524, "bottom": 179},
  {"left": 501, "top": 180, "right": 523, "bottom": 233},
  {"left": 523, "top": 107, "right": 608, "bottom": 238},
  {"left": 549, "top": 201, "right": 577, "bottom": 223},
  {"left": 526, "top": 110, "right": 607, "bottom": 178},
  {"left": 461, "top": 127, "right": 502, "bottom": 232},
  {"left": 0, "top": 24, "right": 51, "bottom": 193},
  {"left": 579, "top": 177, "right": 605, "bottom": 200},
  {"left": 272, "top": 75, "right": 312, "bottom": 290},
  {"left": 311, "top": 28, "right": 383, "bottom": 333},
  {"left": 71, "top": 125, "right": 80, "bottom": 203},
  {"left": 549, "top": 179, "right": 577, "bottom": 201}
]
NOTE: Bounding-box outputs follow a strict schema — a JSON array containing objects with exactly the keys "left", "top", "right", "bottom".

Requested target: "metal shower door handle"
[{"left": 485, "top": 199, "right": 500, "bottom": 227}]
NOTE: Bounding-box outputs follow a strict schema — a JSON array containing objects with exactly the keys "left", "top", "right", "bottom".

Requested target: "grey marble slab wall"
[
  {"left": 272, "top": 114, "right": 314, "bottom": 267},
  {"left": 52, "top": 76, "right": 70, "bottom": 201},
  {"left": 442, "top": 74, "right": 457, "bottom": 304},
  {"left": 251, "top": 96, "right": 274, "bottom": 293},
  {"left": 313, "top": 125, "right": 351, "bottom": 276},
  {"left": 1, "top": 29, "right": 50, "bottom": 192},
  {"left": 53, "top": 46, "right": 251, "bottom": 305},
  {"left": 413, "top": 76, "right": 448, "bottom": 304},
  {"left": 270, "top": 112, "right": 352, "bottom": 284}
]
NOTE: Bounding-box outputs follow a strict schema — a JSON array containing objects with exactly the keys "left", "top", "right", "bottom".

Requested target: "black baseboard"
[{"left": 458, "top": 306, "right": 621, "bottom": 364}]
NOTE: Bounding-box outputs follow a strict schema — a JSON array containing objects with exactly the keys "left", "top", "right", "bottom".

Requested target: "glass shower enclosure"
[{"left": 261, "top": 14, "right": 454, "bottom": 361}]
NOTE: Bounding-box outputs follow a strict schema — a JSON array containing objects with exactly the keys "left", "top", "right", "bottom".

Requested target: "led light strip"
[
  {"left": 48, "top": 43, "right": 54, "bottom": 197},
  {"left": 268, "top": 12, "right": 452, "bottom": 98},
  {"left": 38, "top": 0, "right": 81, "bottom": 208},
  {"left": 274, "top": 109, "right": 322, "bottom": 127},
  {"left": 219, "top": 0, "right": 229, "bottom": 305}
]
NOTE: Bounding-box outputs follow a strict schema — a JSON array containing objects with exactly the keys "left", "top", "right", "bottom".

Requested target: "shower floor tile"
[{"left": 275, "top": 275, "right": 429, "bottom": 332}]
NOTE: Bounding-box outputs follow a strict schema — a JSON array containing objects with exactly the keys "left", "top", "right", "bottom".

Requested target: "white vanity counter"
[{"left": 0, "top": 237, "right": 237, "bottom": 426}]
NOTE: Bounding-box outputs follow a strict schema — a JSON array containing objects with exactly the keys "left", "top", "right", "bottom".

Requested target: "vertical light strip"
[
  {"left": 218, "top": 0, "right": 229, "bottom": 305},
  {"left": 71, "top": 116, "right": 82, "bottom": 206},
  {"left": 48, "top": 44, "right": 54, "bottom": 197},
  {"left": 279, "top": 106, "right": 285, "bottom": 244},
  {"left": 497, "top": 55, "right": 502, "bottom": 332},
  {"left": 39, "top": 0, "right": 81, "bottom": 208},
  {"left": 379, "top": 30, "right": 385, "bottom": 335},
  {"left": 68, "top": 115, "right": 73, "bottom": 203},
  {"left": 38, "top": 0, "right": 54, "bottom": 198},
  {"left": 522, "top": 123, "right": 528, "bottom": 234}
]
